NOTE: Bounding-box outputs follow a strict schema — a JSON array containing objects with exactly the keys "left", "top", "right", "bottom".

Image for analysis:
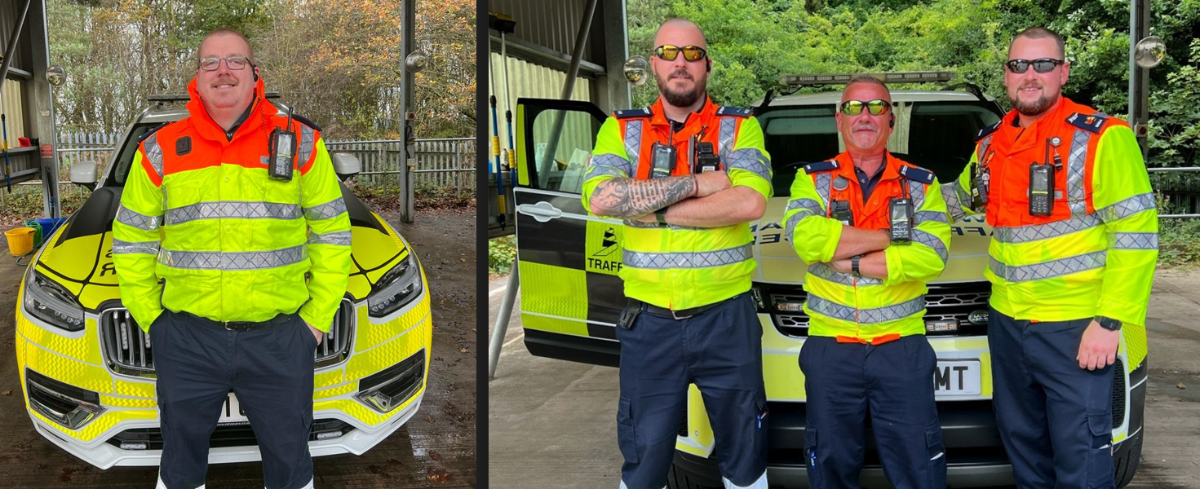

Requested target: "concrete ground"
[
  {"left": 489, "top": 270, "right": 1200, "bottom": 489},
  {"left": 0, "top": 209, "right": 476, "bottom": 488}
]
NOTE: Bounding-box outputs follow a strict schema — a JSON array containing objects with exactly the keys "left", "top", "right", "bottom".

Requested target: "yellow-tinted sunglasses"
[
  {"left": 654, "top": 44, "right": 708, "bottom": 62},
  {"left": 840, "top": 99, "right": 891, "bottom": 116}
]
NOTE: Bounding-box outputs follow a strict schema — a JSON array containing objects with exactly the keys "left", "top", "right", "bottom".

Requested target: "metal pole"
[
  {"left": 399, "top": 0, "right": 416, "bottom": 223},
  {"left": 488, "top": 259, "right": 520, "bottom": 379},
  {"left": 0, "top": 0, "right": 31, "bottom": 94},
  {"left": 538, "top": 0, "right": 601, "bottom": 183},
  {"left": 1129, "top": 0, "right": 1150, "bottom": 161}
]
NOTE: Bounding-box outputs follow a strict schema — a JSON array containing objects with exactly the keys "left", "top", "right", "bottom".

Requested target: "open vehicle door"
[{"left": 513, "top": 98, "right": 625, "bottom": 367}]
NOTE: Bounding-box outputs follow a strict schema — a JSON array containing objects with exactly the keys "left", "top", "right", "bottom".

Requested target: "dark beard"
[
  {"left": 657, "top": 74, "right": 706, "bottom": 108},
  {"left": 1011, "top": 92, "right": 1057, "bottom": 116}
]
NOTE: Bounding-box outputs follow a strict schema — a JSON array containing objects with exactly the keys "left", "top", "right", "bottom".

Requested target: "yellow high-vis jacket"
[
  {"left": 581, "top": 97, "right": 772, "bottom": 310},
  {"left": 784, "top": 152, "right": 951, "bottom": 340},
  {"left": 940, "top": 97, "right": 1157, "bottom": 367},
  {"left": 113, "top": 77, "right": 352, "bottom": 333}
]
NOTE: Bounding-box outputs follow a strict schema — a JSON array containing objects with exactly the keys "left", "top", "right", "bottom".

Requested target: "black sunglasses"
[
  {"left": 1005, "top": 58, "right": 1064, "bottom": 74},
  {"left": 654, "top": 45, "right": 708, "bottom": 62}
]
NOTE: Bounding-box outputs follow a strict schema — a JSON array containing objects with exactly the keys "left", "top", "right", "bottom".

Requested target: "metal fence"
[
  {"left": 1148, "top": 167, "right": 1200, "bottom": 218},
  {"left": 54, "top": 132, "right": 476, "bottom": 193}
]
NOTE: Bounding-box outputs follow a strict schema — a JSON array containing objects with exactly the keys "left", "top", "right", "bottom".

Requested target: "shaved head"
[{"left": 654, "top": 18, "right": 708, "bottom": 49}]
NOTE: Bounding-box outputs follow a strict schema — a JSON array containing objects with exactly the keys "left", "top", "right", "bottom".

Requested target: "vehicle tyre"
[
  {"left": 1113, "top": 431, "right": 1142, "bottom": 488},
  {"left": 667, "top": 460, "right": 723, "bottom": 489}
]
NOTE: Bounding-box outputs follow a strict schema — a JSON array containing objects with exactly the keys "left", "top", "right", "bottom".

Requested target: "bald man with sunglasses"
[
  {"left": 941, "top": 27, "right": 1157, "bottom": 489},
  {"left": 582, "top": 17, "right": 772, "bottom": 489},
  {"left": 782, "top": 75, "right": 951, "bottom": 489}
]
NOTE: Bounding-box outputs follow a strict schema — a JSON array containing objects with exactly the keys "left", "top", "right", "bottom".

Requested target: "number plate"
[
  {"left": 218, "top": 393, "right": 250, "bottom": 425},
  {"left": 934, "top": 360, "right": 981, "bottom": 396}
]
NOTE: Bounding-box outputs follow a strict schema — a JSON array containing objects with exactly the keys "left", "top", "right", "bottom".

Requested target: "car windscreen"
[
  {"left": 758, "top": 100, "right": 1002, "bottom": 197},
  {"left": 102, "top": 123, "right": 158, "bottom": 188}
]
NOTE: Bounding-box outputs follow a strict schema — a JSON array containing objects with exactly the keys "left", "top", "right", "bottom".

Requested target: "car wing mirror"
[
  {"left": 69, "top": 161, "right": 98, "bottom": 191},
  {"left": 332, "top": 152, "right": 361, "bottom": 182}
]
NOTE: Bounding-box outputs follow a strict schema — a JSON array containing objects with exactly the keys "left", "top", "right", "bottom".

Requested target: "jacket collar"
[{"left": 649, "top": 95, "right": 715, "bottom": 127}]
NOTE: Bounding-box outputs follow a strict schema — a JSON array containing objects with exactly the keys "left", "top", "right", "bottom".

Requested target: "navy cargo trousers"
[
  {"left": 799, "top": 334, "right": 946, "bottom": 489},
  {"left": 150, "top": 310, "right": 318, "bottom": 489},
  {"left": 615, "top": 292, "right": 768, "bottom": 489},
  {"left": 989, "top": 309, "right": 1116, "bottom": 489}
]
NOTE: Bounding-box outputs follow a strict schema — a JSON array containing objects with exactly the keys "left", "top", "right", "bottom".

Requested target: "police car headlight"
[
  {"left": 367, "top": 251, "right": 423, "bottom": 318},
  {"left": 22, "top": 266, "right": 85, "bottom": 332}
]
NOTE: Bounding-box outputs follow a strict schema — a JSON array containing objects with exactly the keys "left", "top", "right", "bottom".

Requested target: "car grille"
[
  {"left": 99, "top": 300, "right": 356, "bottom": 377},
  {"left": 761, "top": 281, "right": 992, "bottom": 338},
  {"left": 1112, "top": 357, "right": 1126, "bottom": 427},
  {"left": 105, "top": 418, "right": 354, "bottom": 450}
]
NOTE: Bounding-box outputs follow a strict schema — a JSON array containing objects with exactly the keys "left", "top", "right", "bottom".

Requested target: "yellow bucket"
[{"left": 5, "top": 227, "right": 35, "bottom": 256}]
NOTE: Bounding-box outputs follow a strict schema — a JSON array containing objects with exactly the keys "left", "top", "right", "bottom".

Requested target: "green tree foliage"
[
  {"left": 47, "top": 0, "right": 475, "bottom": 140},
  {"left": 628, "top": 0, "right": 1199, "bottom": 165}
]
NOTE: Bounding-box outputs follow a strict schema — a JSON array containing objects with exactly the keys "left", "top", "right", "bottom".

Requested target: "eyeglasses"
[
  {"left": 653, "top": 45, "right": 708, "bottom": 62},
  {"left": 198, "top": 56, "right": 251, "bottom": 71},
  {"left": 840, "top": 99, "right": 891, "bottom": 116},
  {"left": 1005, "top": 58, "right": 1064, "bottom": 74}
]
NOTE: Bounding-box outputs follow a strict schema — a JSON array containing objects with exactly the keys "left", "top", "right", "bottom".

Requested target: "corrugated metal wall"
[
  {"left": 488, "top": 0, "right": 601, "bottom": 67},
  {"left": 0, "top": 1, "right": 33, "bottom": 73},
  {"left": 487, "top": 51, "right": 591, "bottom": 173}
]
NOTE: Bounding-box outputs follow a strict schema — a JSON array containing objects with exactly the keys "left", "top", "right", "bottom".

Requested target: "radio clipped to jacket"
[
  {"left": 1028, "top": 137, "right": 1063, "bottom": 216},
  {"left": 693, "top": 142, "right": 721, "bottom": 173},
  {"left": 889, "top": 197, "right": 913, "bottom": 244},
  {"left": 268, "top": 109, "right": 297, "bottom": 182},
  {"left": 650, "top": 142, "right": 676, "bottom": 179}
]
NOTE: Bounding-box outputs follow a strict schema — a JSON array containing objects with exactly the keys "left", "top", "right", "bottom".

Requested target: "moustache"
[
  {"left": 852, "top": 123, "right": 878, "bottom": 132},
  {"left": 669, "top": 70, "right": 693, "bottom": 81},
  {"left": 213, "top": 77, "right": 238, "bottom": 86}
]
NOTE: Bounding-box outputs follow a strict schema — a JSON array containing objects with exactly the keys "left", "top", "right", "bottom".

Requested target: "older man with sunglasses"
[
  {"left": 782, "top": 75, "right": 951, "bottom": 489},
  {"left": 582, "top": 17, "right": 772, "bottom": 489},
  {"left": 941, "top": 27, "right": 1157, "bottom": 489}
]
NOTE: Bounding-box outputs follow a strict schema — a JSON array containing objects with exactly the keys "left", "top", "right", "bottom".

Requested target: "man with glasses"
[
  {"left": 941, "top": 27, "right": 1157, "bottom": 489},
  {"left": 582, "top": 17, "right": 772, "bottom": 489},
  {"left": 782, "top": 75, "right": 951, "bottom": 489},
  {"left": 113, "top": 27, "right": 350, "bottom": 489}
]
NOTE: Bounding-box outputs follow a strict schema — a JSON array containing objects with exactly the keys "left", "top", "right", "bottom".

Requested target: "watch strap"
[
  {"left": 1094, "top": 315, "right": 1122, "bottom": 331},
  {"left": 655, "top": 209, "right": 668, "bottom": 226},
  {"left": 851, "top": 255, "right": 861, "bottom": 277}
]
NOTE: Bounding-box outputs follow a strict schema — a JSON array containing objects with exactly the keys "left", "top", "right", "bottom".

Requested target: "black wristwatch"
[
  {"left": 1094, "top": 315, "right": 1122, "bottom": 331},
  {"left": 655, "top": 209, "right": 668, "bottom": 226},
  {"left": 850, "top": 255, "right": 862, "bottom": 277}
]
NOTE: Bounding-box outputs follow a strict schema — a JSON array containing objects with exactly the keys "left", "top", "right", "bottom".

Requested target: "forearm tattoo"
[{"left": 592, "top": 175, "right": 697, "bottom": 218}]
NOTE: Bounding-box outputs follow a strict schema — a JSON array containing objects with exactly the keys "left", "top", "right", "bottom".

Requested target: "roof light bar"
[{"left": 779, "top": 71, "right": 955, "bottom": 86}]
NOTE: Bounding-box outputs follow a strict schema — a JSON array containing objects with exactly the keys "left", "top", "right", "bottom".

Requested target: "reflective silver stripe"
[
  {"left": 623, "top": 219, "right": 659, "bottom": 229},
  {"left": 993, "top": 214, "right": 1102, "bottom": 243},
  {"left": 165, "top": 201, "right": 302, "bottom": 225},
  {"left": 624, "top": 119, "right": 643, "bottom": 175},
  {"left": 726, "top": 148, "right": 771, "bottom": 182},
  {"left": 915, "top": 210, "right": 948, "bottom": 224},
  {"left": 807, "top": 295, "right": 924, "bottom": 324},
  {"left": 116, "top": 204, "right": 161, "bottom": 231},
  {"left": 1113, "top": 232, "right": 1158, "bottom": 250},
  {"left": 159, "top": 244, "right": 308, "bottom": 270},
  {"left": 907, "top": 179, "right": 926, "bottom": 205},
  {"left": 308, "top": 230, "right": 352, "bottom": 246},
  {"left": 988, "top": 250, "right": 1106, "bottom": 282},
  {"left": 786, "top": 198, "right": 822, "bottom": 215},
  {"left": 303, "top": 198, "right": 348, "bottom": 220},
  {"left": 1068, "top": 129, "right": 1089, "bottom": 217},
  {"left": 588, "top": 153, "right": 632, "bottom": 178},
  {"left": 143, "top": 132, "right": 164, "bottom": 177},
  {"left": 1096, "top": 192, "right": 1156, "bottom": 222},
  {"left": 297, "top": 124, "right": 316, "bottom": 165},
  {"left": 814, "top": 173, "right": 833, "bottom": 212},
  {"left": 976, "top": 136, "right": 992, "bottom": 164},
  {"left": 807, "top": 262, "right": 881, "bottom": 286},
  {"left": 913, "top": 228, "right": 948, "bottom": 263},
  {"left": 112, "top": 239, "right": 160, "bottom": 255},
  {"left": 941, "top": 181, "right": 968, "bottom": 222},
  {"left": 623, "top": 244, "right": 752, "bottom": 269},
  {"left": 783, "top": 213, "right": 804, "bottom": 242},
  {"left": 719, "top": 116, "right": 737, "bottom": 162}
]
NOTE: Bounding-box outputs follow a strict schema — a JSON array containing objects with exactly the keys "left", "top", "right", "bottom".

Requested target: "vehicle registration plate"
[
  {"left": 219, "top": 393, "right": 250, "bottom": 425},
  {"left": 934, "top": 360, "right": 981, "bottom": 396}
]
